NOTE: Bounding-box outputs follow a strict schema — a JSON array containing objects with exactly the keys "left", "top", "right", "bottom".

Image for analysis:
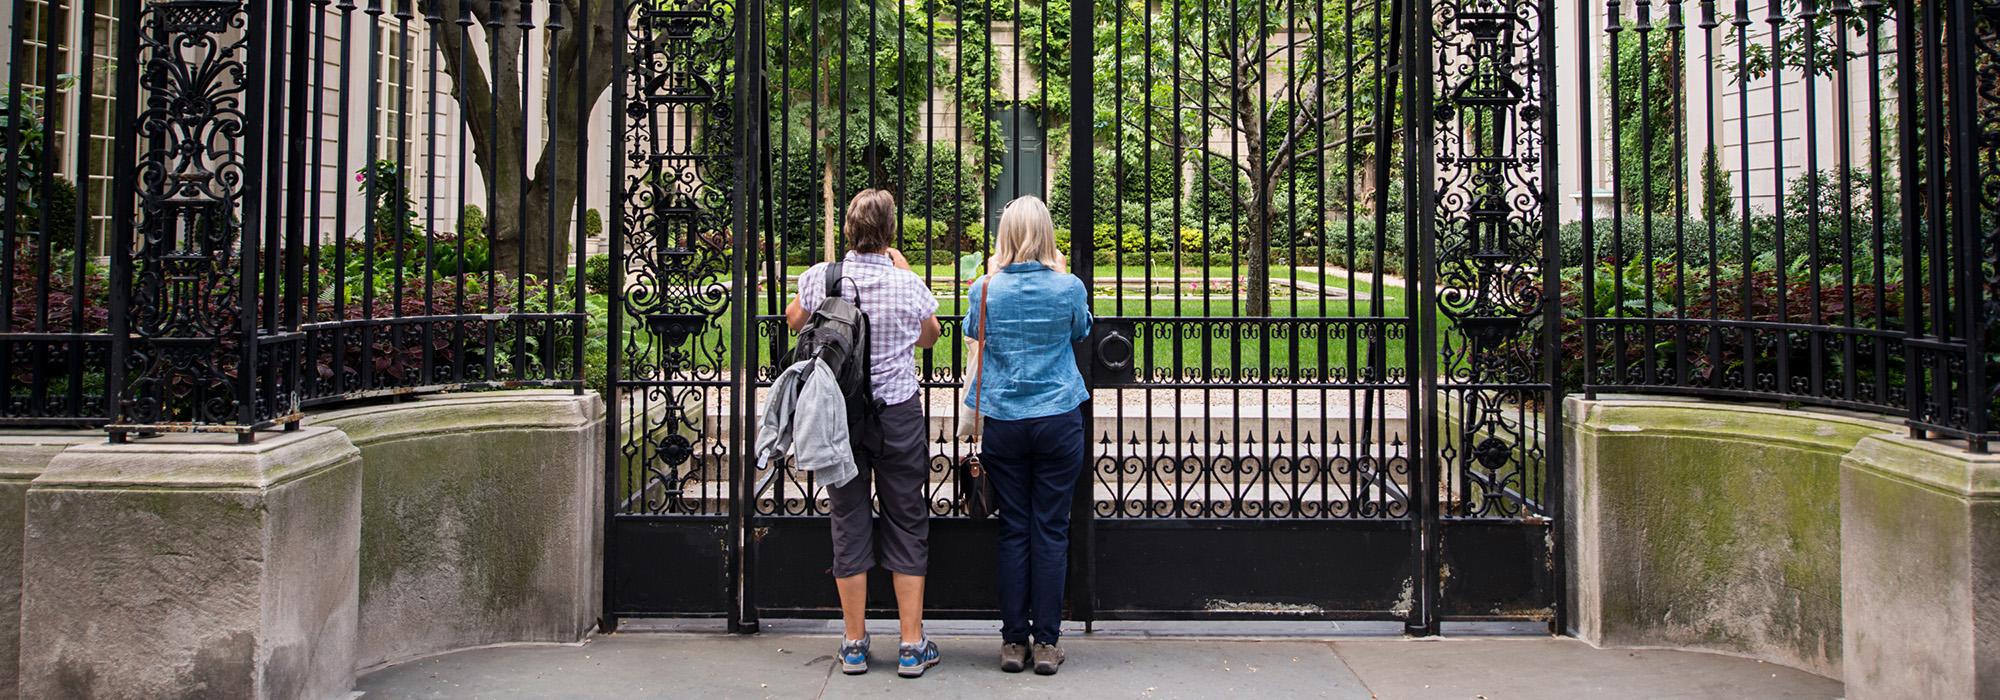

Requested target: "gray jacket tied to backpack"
[{"left": 754, "top": 357, "right": 858, "bottom": 490}]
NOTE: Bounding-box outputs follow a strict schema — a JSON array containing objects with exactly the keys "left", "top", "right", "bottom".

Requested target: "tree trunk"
[
  {"left": 433, "top": 0, "right": 616, "bottom": 282},
  {"left": 1229, "top": 41, "right": 1274, "bottom": 317},
  {"left": 818, "top": 55, "right": 838, "bottom": 263},
  {"left": 821, "top": 144, "right": 838, "bottom": 262},
  {"left": 1247, "top": 196, "right": 1275, "bottom": 317},
  {"left": 487, "top": 177, "right": 579, "bottom": 283}
]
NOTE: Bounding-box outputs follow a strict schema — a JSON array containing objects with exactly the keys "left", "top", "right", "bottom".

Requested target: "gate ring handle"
[{"left": 1097, "top": 328, "right": 1134, "bottom": 371}]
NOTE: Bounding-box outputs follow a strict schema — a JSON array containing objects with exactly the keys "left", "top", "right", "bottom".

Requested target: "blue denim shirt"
[{"left": 963, "top": 262, "right": 1093, "bottom": 421}]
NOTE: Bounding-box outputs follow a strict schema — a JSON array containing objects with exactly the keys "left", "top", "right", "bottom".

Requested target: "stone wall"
[
  {"left": 1565, "top": 396, "right": 2000, "bottom": 698},
  {"left": 1564, "top": 397, "right": 1880, "bottom": 678},
  {"left": 1840, "top": 434, "right": 2000, "bottom": 698},
  {"left": 18, "top": 429, "right": 362, "bottom": 700},
  {"left": 0, "top": 390, "right": 603, "bottom": 699},
  {"left": 310, "top": 391, "right": 604, "bottom": 671},
  {"left": 0, "top": 433, "right": 109, "bottom": 700}
]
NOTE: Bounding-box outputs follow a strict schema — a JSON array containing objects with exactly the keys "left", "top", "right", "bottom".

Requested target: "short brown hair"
[{"left": 843, "top": 189, "right": 897, "bottom": 253}]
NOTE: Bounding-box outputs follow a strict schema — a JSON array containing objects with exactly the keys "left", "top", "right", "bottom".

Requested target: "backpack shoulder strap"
[{"left": 824, "top": 262, "right": 844, "bottom": 299}]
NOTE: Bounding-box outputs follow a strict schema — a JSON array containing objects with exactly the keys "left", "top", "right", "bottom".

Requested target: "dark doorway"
[{"left": 986, "top": 104, "right": 1047, "bottom": 233}]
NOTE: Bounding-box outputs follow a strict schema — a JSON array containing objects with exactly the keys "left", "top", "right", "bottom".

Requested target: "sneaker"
[
  {"left": 999, "top": 642, "right": 1029, "bottom": 673},
  {"left": 1032, "top": 642, "right": 1065, "bottom": 675},
  {"left": 898, "top": 638, "right": 942, "bottom": 678},
  {"left": 838, "top": 637, "right": 870, "bottom": 675}
]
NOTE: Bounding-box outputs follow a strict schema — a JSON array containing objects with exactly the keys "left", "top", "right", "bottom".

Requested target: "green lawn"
[
  {"left": 642, "top": 263, "right": 1462, "bottom": 376},
  {"left": 779, "top": 262, "right": 1250, "bottom": 284}
]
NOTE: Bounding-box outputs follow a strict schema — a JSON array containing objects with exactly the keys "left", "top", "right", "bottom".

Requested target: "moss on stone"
[
  {"left": 317, "top": 391, "right": 603, "bottom": 668},
  {"left": 1569, "top": 399, "right": 1886, "bottom": 678}
]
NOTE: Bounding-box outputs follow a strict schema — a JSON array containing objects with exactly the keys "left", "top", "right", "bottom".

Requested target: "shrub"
[
  {"left": 897, "top": 215, "right": 941, "bottom": 249},
  {"left": 893, "top": 142, "right": 986, "bottom": 228},
  {"left": 1050, "top": 145, "right": 1180, "bottom": 224},
  {"left": 1321, "top": 214, "right": 1410, "bottom": 276},
  {"left": 14, "top": 175, "right": 81, "bottom": 255},
  {"left": 583, "top": 253, "right": 613, "bottom": 294},
  {"left": 459, "top": 204, "right": 486, "bottom": 239},
  {"left": 1078, "top": 223, "right": 1172, "bottom": 264},
  {"left": 767, "top": 139, "right": 827, "bottom": 252},
  {"left": 1768, "top": 167, "right": 1902, "bottom": 264},
  {"left": 358, "top": 159, "right": 423, "bottom": 244},
  {"left": 1700, "top": 147, "right": 1732, "bottom": 224},
  {"left": 1529, "top": 259, "right": 1907, "bottom": 393},
  {"left": 4, "top": 83, "right": 85, "bottom": 255},
  {"left": 1557, "top": 216, "right": 1747, "bottom": 268},
  {"left": 584, "top": 208, "right": 604, "bottom": 238},
  {"left": 1558, "top": 167, "right": 1902, "bottom": 274},
  {"left": 1188, "top": 156, "right": 1248, "bottom": 227},
  {"left": 430, "top": 230, "right": 492, "bottom": 276}
]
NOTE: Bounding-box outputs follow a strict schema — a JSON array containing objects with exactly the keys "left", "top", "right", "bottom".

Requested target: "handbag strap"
[{"left": 973, "top": 274, "right": 991, "bottom": 420}]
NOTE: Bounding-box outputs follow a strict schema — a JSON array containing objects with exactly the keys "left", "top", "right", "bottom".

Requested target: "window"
[
  {"left": 10, "top": 0, "right": 121, "bottom": 254},
  {"left": 374, "top": 22, "right": 418, "bottom": 161},
  {"left": 79, "top": 5, "right": 117, "bottom": 253}
]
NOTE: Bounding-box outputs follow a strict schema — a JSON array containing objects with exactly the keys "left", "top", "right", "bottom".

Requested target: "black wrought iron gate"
[{"left": 605, "top": 0, "right": 1560, "bottom": 634}]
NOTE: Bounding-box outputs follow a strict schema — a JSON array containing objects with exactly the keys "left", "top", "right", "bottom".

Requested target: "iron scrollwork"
[
  {"left": 1430, "top": 0, "right": 1554, "bottom": 517},
  {"left": 615, "top": 0, "right": 737, "bottom": 515},
  {"left": 115, "top": 0, "right": 297, "bottom": 438}
]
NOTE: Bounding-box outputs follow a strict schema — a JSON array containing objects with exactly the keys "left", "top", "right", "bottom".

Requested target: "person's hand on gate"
[{"left": 886, "top": 247, "right": 912, "bottom": 271}]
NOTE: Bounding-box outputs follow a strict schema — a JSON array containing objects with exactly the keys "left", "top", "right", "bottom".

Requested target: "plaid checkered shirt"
[{"left": 794, "top": 252, "right": 939, "bottom": 406}]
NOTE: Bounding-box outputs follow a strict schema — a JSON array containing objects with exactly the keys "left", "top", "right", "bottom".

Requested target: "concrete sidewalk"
[{"left": 355, "top": 622, "right": 1843, "bottom": 700}]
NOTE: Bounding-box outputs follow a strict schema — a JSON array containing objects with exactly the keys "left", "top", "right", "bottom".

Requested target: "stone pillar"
[
  {"left": 17, "top": 428, "right": 361, "bottom": 700},
  {"left": 1841, "top": 434, "right": 2000, "bottom": 699},
  {"left": 0, "top": 433, "right": 100, "bottom": 700}
]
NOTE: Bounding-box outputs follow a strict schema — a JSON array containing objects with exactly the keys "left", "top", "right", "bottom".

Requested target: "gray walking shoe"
[
  {"left": 1032, "top": 642, "right": 1065, "bottom": 675},
  {"left": 838, "top": 636, "right": 870, "bottom": 675},
  {"left": 897, "top": 638, "right": 942, "bottom": 678},
  {"left": 999, "top": 642, "right": 1029, "bottom": 673}
]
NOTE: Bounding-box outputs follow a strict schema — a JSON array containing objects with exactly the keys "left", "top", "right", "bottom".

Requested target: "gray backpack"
[{"left": 790, "top": 263, "right": 875, "bottom": 412}]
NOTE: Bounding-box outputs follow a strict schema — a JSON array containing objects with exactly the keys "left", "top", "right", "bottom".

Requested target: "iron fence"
[
  {"left": 1574, "top": 0, "right": 1999, "bottom": 450},
  {"left": 2, "top": 0, "right": 593, "bottom": 441},
  {"left": 0, "top": 0, "right": 1991, "bottom": 450}
]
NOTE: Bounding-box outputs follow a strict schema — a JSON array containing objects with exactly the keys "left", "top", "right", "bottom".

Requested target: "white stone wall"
[
  {"left": 1553, "top": 0, "right": 1895, "bottom": 223},
  {"left": 305, "top": 11, "right": 616, "bottom": 244}
]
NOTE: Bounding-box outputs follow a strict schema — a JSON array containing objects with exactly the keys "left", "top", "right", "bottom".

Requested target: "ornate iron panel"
[
  {"left": 1420, "top": 0, "right": 1560, "bottom": 624},
  {"left": 112, "top": 0, "right": 301, "bottom": 439},
  {"left": 607, "top": 0, "right": 743, "bottom": 620},
  {"left": 613, "top": 0, "right": 739, "bottom": 518},
  {"left": 1425, "top": 0, "right": 1556, "bottom": 519}
]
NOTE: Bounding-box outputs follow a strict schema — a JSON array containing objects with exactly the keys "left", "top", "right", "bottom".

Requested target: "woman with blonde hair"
[{"left": 963, "top": 195, "right": 1092, "bottom": 675}]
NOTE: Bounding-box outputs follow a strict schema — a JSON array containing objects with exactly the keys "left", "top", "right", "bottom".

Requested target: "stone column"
[
  {"left": 1841, "top": 434, "right": 2000, "bottom": 699},
  {"left": 17, "top": 428, "right": 361, "bottom": 700},
  {"left": 0, "top": 433, "right": 101, "bottom": 700}
]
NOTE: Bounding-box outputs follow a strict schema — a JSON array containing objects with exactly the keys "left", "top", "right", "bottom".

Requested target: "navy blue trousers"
[{"left": 982, "top": 405, "right": 1087, "bottom": 645}]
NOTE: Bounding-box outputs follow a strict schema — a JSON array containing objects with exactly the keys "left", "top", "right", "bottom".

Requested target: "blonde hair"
[{"left": 990, "top": 196, "right": 1065, "bottom": 270}]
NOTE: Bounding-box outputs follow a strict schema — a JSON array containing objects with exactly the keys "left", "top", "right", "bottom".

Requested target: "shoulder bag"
[{"left": 955, "top": 276, "right": 998, "bottom": 519}]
